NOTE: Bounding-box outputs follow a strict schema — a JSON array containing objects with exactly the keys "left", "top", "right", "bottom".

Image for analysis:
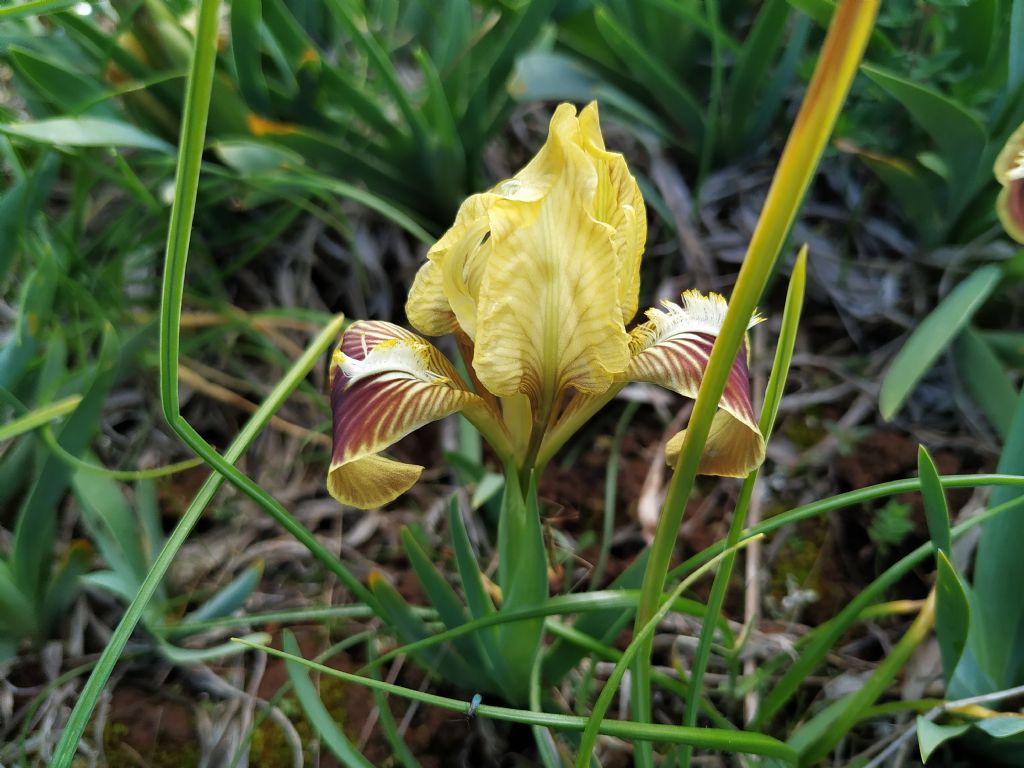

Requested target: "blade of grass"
[
  {"left": 357, "top": 475, "right": 1024, "bottom": 684},
  {"left": 49, "top": 316, "right": 347, "bottom": 767},
  {"left": 797, "top": 590, "right": 936, "bottom": 764},
  {"left": 918, "top": 445, "right": 952, "bottom": 557},
  {"left": 592, "top": 401, "right": 640, "bottom": 589},
  {"left": 575, "top": 536, "right": 767, "bottom": 767},
  {"left": 879, "top": 265, "right": 1002, "bottom": 420},
  {"left": 0, "top": 395, "right": 81, "bottom": 441},
  {"left": 0, "top": 0, "right": 79, "bottom": 20},
  {"left": 679, "top": 247, "right": 807, "bottom": 768},
  {"left": 752, "top": 492, "right": 1024, "bottom": 729},
  {"left": 152, "top": 0, "right": 375, "bottom": 608},
  {"left": 233, "top": 638, "right": 797, "bottom": 760},
  {"left": 366, "top": 636, "right": 422, "bottom": 768},
  {"left": 282, "top": 629, "right": 375, "bottom": 767},
  {"left": 632, "top": 2, "right": 878, "bottom": 757}
]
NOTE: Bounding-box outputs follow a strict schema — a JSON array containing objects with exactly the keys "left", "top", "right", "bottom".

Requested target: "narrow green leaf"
[
  {"left": 918, "top": 445, "right": 952, "bottom": 557},
  {"left": 0, "top": 154, "right": 58, "bottom": 282},
  {"left": 366, "top": 637, "right": 422, "bottom": 768},
  {"left": 175, "top": 563, "right": 264, "bottom": 630},
  {"left": 0, "top": 395, "right": 82, "bottom": 442},
  {"left": 0, "top": 268, "right": 57, "bottom": 391},
  {"left": 681, "top": 248, "right": 808, "bottom": 767},
  {"left": 72, "top": 470, "right": 149, "bottom": 587},
  {"left": 369, "top": 572, "right": 479, "bottom": 690},
  {"left": 11, "top": 327, "right": 119, "bottom": 605},
  {"left": 861, "top": 63, "right": 988, "bottom": 212},
  {"left": 447, "top": 499, "right": 497, "bottom": 623},
  {"left": 935, "top": 550, "right": 971, "bottom": 680},
  {"left": 971, "top": 386, "right": 1024, "bottom": 692},
  {"left": 1011, "top": 0, "right": 1024, "bottom": 94},
  {"left": 496, "top": 472, "right": 547, "bottom": 704},
  {"left": 0, "top": 559, "right": 35, "bottom": 637},
  {"left": 400, "top": 527, "right": 493, "bottom": 681},
  {"left": 798, "top": 593, "right": 936, "bottom": 764},
  {"left": 953, "top": 329, "right": 1018, "bottom": 441},
  {"left": 0, "top": 0, "right": 79, "bottom": 20},
  {"left": 918, "top": 718, "right": 970, "bottom": 762},
  {"left": 7, "top": 46, "right": 111, "bottom": 115},
  {"left": 0, "top": 117, "right": 174, "bottom": 153},
  {"left": 237, "top": 637, "right": 799, "bottom": 760},
  {"left": 880, "top": 265, "right": 1001, "bottom": 419},
  {"left": 594, "top": 7, "right": 704, "bottom": 145},
  {"left": 282, "top": 630, "right": 375, "bottom": 768},
  {"left": 229, "top": 0, "right": 271, "bottom": 113},
  {"left": 159, "top": 631, "right": 271, "bottom": 663},
  {"left": 974, "top": 716, "right": 1024, "bottom": 739}
]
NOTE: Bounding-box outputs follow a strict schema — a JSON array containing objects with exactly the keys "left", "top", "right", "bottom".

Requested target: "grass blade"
[
  {"left": 632, "top": 1, "right": 879, "bottom": 753},
  {"left": 49, "top": 316, "right": 345, "bottom": 767},
  {"left": 282, "top": 630, "right": 375, "bottom": 768},
  {"left": 879, "top": 265, "right": 1001, "bottom": 420}
]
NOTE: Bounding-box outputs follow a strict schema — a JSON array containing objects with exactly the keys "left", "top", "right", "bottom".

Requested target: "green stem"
[
  {"left": 234, "top": 638, "right": 797, "bottom": 762},
  {"left": 50, "top": 317, "right": 347, "bottom": 767},
  {"left": 631, "top": 3, "right": 878, "bottom": 749},
  {"left": 575, "top": 537, "right": 762, "bottom": 767},
  {"left": 800, "top": 590, "right": 936, "bottom": 765},
  {"left": 152, "top": 0, "right": 374, "bottom": 607},
  {"left": 680, "top": 248, "right": 807, "bottom": 768}
]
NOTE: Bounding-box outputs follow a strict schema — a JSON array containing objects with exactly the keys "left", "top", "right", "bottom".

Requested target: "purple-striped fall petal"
[
  {"left": 995, "top": 121, "right": 1024, "bottom": 244},
  {"left": 625, "top": 291, "right": 765, "bottom": 477},
  {"left": 328, "top": 321, "right": 485, "bottom": 509}
]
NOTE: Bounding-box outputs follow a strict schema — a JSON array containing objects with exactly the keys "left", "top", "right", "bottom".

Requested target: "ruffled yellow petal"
[
  {"left": 995, "top": 122, "right": 1024, "bottom": 244},
  {"left": 328, "top": 321, "right": 484, "bottom": 509},
  {"left": 405, "top": 103, "right": 646, "bottom": 418},
  {"left": 625, "top": 291, "right": 765, "bottom": 477},
  {"left": 579, "top": 103, "right": 646, "bottom": 324}
]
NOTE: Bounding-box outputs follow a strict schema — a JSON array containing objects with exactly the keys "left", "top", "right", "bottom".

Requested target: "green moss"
[
  {"left": 251, "top": 674, "right": 351, "bottom": 767},
  {"left": 102, "top": 721, "right": 200, "bottom": 768}
]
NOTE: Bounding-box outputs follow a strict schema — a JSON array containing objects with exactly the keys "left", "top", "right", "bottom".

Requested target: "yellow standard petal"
[
  {"left": 995, "top": 121, "right": 1024, "bottom": 244},
  {"left": 407, "top": 103, "right": 646, "bottom": 423},
  {"left": 625, "top": 291, "right": 766, "bottom": 477},
  {"left": 328, "top": 320, "right": 484, "bottom": 509},
  {"left": 473, "top": 103, "right": 640, "bottom": 409}
]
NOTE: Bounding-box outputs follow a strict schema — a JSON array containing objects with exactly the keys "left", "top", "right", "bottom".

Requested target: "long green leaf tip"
[
  {"left": 231, "top": 637, "right": 798, "bottom": 762},
  {"left": 631, "top": 0, "right": 880, "bottom": 752}
]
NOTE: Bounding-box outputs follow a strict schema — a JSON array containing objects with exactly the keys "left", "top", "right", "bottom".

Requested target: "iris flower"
[
  {"left": 328, "top": 103, "right": 765, "bottom": 509},
  {"left": 996, "top": 122, "right": 1024, "bottom": 244}
]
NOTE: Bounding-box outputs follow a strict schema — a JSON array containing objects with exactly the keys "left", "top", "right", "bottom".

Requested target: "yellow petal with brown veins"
[
  {"left": 328, "top": 321, "right": 484, "bottom": 509},
  {"left": 626, "top": 291, "right": 765, "bottom": 478}
]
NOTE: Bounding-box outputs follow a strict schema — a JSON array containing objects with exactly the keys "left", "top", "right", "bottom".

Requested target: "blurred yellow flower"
[{"left": 995, "top": 122, "right": 1024, "bottom": 244}]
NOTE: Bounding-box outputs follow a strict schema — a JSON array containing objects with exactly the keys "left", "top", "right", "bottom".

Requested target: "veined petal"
[
  {"left": 995, "top": 122, "right": 1024, "bottom": 244},
  {"left": 579, "top": 103, "right": 646, "bottom": 324},
  {"left": 407, "top": 195, "right": 493, "bottom": 339},
  {"left": 625, "top": 291, "right": 765, "bottom": 477},
  {"left": 329, "top": 321, "right": 483, "bottom": 509},
  {"left": 473, "top": 107, "right": 632, "bottom": 407}
]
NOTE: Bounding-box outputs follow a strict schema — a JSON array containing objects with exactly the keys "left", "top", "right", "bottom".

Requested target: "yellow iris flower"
[
  {"left": 328, "top": 103, "right": 765, "bottom": 509},
  {"left": 996, "top": 121, "right": 1024, "bottom": 244}
]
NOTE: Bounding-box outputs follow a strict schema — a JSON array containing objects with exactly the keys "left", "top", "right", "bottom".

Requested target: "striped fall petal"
[
  {"left": 328, "top": 320, "right": 485, "bottom": 509},
  {"left": 625, "top": 291, "right": 766, "bottom": 478},
  {"left": 995, "top": 122, "right": 1024, "bottom": 244}
]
